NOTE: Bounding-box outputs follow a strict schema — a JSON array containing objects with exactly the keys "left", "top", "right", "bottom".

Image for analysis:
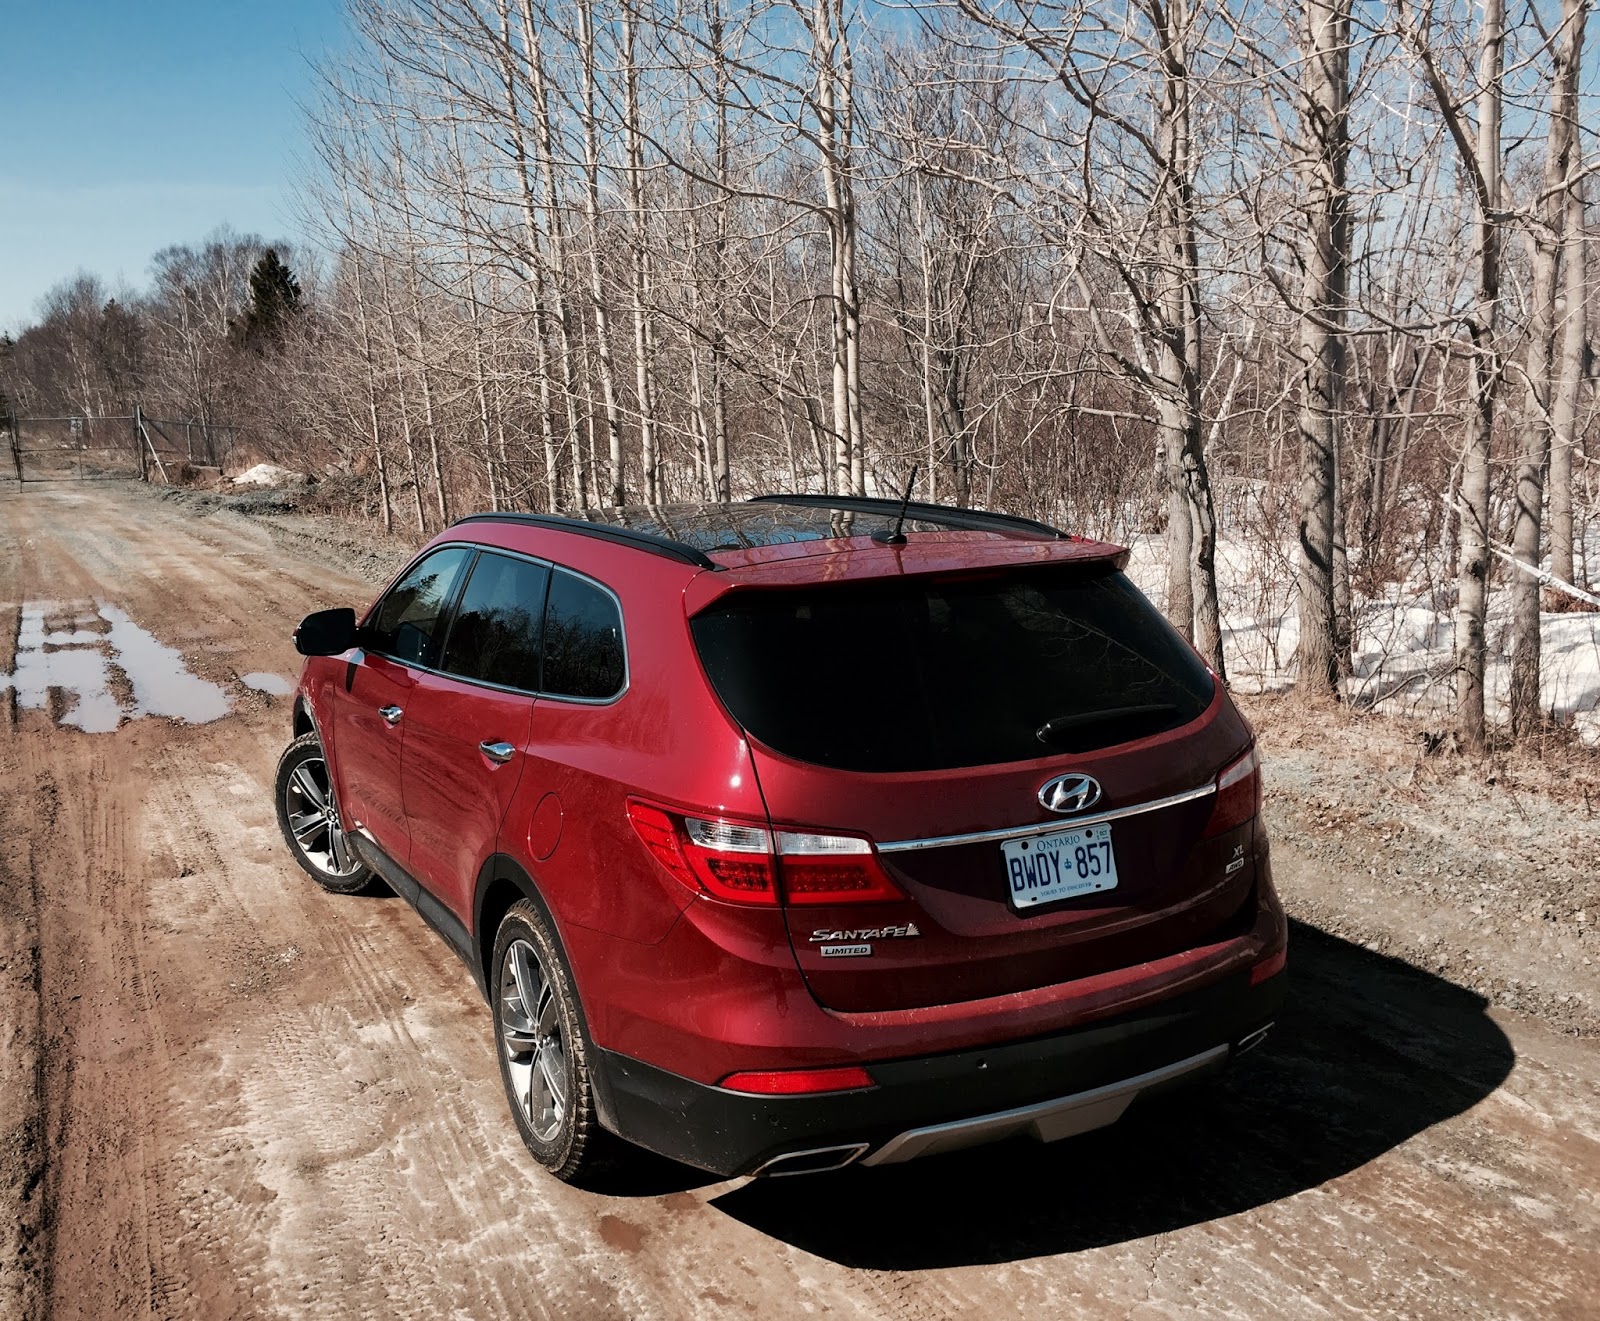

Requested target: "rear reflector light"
[
  {"left": 1250, "top": 947, "right": 1287, "bottom": 985},
  {"left": 626, "top": 801, "right": 903, "bottom": 907},
  {"left": 719, "top": 1066, "right": 876, "bottom": 1095},
  {"left": 1203, "top": 746, "right": 1262, "bottom": 838}
]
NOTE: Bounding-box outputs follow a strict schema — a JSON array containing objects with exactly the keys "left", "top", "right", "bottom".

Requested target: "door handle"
[
  {"left": 379, "top": 705, "right": 403, "bottom": 725},
  {"left": 479, "top": 740, "right": 516, "bottom": 764}
]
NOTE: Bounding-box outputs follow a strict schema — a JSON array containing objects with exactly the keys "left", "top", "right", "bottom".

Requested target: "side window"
[
  {"left": 364, "top": 546, "right": 472, "bottom": 669},
  {"left": 440, "top": 552, "right": 550, "bottom": 691},
  {"left": 543, "top": 570, "right": 625, "bottom": 700}
]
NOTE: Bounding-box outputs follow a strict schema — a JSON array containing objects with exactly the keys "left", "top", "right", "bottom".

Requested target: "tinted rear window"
[
  {"left": 690, "top": 567, "right": 1215, "bottom": 772},
  {"left": 543, "top": 570, "right": 626, "bottom": 700}
]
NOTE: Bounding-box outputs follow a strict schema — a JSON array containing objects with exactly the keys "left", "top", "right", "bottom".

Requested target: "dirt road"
[{"left": 2, "top": 482, "right": 1597, "bottom": 1320}]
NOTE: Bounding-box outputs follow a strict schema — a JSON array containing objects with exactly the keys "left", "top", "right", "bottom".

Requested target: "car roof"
[{"left": 454, "top": 495, "right": 1109, "bottom": 571}]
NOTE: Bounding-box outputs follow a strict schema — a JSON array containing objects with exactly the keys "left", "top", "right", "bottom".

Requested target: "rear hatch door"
[{"left": 688, "top": 554, "right": 1257, "bottom": 1012}]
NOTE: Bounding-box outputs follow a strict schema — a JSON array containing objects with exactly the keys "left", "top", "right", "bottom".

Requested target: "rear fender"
[{"left": 470, "top": 852, "right": 621, "bottom": 1132}]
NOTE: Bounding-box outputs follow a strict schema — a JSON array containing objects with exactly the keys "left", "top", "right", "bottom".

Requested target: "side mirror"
[{"left": 294, "top": 607, "right": 358, "bottom": 656}]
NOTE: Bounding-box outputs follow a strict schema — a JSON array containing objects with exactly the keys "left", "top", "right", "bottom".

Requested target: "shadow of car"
[{"left": 704, "top": 919, "right": 1514, "bottom": 1267}]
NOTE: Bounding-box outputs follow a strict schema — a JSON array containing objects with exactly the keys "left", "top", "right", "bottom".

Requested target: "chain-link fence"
[{"left": 2, "top": 410, "right": 240, "bottom": 484}]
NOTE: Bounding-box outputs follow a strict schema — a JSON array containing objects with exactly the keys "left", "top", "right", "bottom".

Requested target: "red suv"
[{"left": 277, "top": 495, "right": 1285, "bottom": 1181}]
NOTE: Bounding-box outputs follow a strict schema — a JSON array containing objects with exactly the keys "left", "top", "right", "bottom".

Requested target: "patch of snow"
[
  {"left": 1125, "top": 528, "right": 1600, "bottom": 744},
  {"left": 232, "top": 463, "right": 307, "bottom": 488}
]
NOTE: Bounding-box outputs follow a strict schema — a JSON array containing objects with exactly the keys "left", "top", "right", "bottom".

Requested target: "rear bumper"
[{"left": 589, "top": 966, "right": 1284, "bottom": 1178}]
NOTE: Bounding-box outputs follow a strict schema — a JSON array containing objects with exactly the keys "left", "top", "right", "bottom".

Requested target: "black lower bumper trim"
[{"left": 590, "top": 971, "right": 1284, "bottom": 1178}]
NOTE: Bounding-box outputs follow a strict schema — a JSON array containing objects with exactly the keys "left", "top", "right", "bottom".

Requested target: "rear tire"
[
  {"left": 274, "top": 732, "right": 373, "bottom": 894},
  {"left": 491, "top": 899, "right": 610, "bottom": 1183}
]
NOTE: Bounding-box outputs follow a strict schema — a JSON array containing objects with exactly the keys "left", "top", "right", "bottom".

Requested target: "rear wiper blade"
[{"left": 1036, "top": 705, "right": 1179, "bottom": 745}]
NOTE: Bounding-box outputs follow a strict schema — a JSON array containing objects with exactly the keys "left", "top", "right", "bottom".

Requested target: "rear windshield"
[{"left": 691, "top": 566, "right": 1215, "bottom": 772}]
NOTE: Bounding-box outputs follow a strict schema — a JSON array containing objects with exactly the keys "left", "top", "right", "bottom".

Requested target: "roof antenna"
[{"left": 872, "top": 464, "right": 920, "bottom": 546}]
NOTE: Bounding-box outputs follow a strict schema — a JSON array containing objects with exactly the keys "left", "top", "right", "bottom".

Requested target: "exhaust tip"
[
  {"left": 751, "top": 1143, "right": 870, "bottom": 1178},
  {"left": 1234, "top": 1023, "right": 1274, "bottom": 1056}
]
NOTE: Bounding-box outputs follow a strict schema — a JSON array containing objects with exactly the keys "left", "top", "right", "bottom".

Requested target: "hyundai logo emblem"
[{"left": 1038, "top": 773, "right": 1103, "bottom": 815}]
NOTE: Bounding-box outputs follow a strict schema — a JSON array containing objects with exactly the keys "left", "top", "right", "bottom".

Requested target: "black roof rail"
[
  {"left": 748, "top": 494, "right": 1066, "bottom": 540},
  {"left": 451, "top": 511, "right": 718, "bottom": 569}
]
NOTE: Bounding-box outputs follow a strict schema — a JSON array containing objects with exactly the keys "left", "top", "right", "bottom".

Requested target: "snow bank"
[
  {"left": 1124, "top": 530, "right": 1600, "bottom": 744},
  {"left": 231, "top": 463, "right": 308, "bottom": 488}
]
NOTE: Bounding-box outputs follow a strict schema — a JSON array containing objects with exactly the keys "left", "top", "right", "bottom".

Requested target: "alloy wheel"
[
  {"left": 499, "top": 937, "right": 569, "bottom": 1142},
  {"left": 283, "top": 755, "right": 362, "bottom": 880}
]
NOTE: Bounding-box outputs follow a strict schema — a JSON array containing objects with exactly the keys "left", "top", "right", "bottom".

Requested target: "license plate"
[{"left": 1002, "top": 824, "right": 1118, "bottom": 909}]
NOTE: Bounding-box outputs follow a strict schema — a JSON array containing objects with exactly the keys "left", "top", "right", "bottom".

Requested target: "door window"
[
  {"left": 363, "top": 546, "right": 472, "bottom": 669},
  {"left": 542, "top": 570, "right": 625, "bottom": 700},
  {"left": 440, "top": 552, "right": 551, "bottom": 691}
]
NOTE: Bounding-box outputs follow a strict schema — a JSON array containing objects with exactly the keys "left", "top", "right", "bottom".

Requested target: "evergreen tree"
[{"left": 235, "top": 248, "right": 303, "bottom": 350}]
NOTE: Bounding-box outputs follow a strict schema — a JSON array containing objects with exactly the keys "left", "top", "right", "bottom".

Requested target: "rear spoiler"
[{"left": 683, "top": 536, "right": 1131, "bottom": 617}]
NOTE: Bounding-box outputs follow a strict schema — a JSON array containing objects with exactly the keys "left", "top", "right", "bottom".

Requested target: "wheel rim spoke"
[
  {"left": 534, "top": 981, "right": 559, "bottom": 1036},
  {"left": 539, "top": 1042, "right": 566, "bottom": 1114},
  {"left": 290, "top": 765, "right": 326, "bottom": 810},
  {"left": 289, "top": 809, "right": 325, "bottom": 846},
  {"left": 500, "top": 1000, "right": 537, "bottom": 1054},
  {"left": 510, "top": 944, "right": 540, "bottom": 1018},
  {"left": 328, "top": 823, "right": 351, "bottom": 872},
  {"left": 534, "top": 1048, "right": 564, "bottom": 1128}
]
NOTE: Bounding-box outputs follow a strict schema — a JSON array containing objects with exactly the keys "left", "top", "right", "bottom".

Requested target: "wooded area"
[{"left": 2, "top": 0, "right": 1595, "bottom": 749}]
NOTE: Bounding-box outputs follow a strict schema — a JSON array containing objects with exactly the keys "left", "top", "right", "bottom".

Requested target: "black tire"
[
  {"left": 491, "top": 899, "right": 610, "bottom": 1183},
  {"left": 274, "top": 732, "right": 373, "bottom": 895}
]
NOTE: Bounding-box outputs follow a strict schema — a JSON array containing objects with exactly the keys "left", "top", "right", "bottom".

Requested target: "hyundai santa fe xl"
[{"left": 276, "top": 494, "right": 1286, "bottom": 1181}]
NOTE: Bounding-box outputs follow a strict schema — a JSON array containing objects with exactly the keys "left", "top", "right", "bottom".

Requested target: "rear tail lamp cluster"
[
  {"left": 626, "top": 802, "right": 903, "bottom": 907},
  {"left": 1202, "top": 745, "right": 1262, "bottom": 838}
]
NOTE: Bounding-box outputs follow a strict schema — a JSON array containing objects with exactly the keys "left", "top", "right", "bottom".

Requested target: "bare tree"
[
  {"left": 1398, "top": 0, "right": 1505, "bottom": 753},
  {"left": 1509, "top": 0, "right": 1586, "bottom": 734},
  {"left": 1549, "top": 172, "right": 1588, "bottom": 589},
  {"left": 1294, "top": 0, "right": 1353, "bottom": 700}
]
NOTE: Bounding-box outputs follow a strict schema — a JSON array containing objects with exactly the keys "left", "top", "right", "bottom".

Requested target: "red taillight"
[
  {"left": 626, "top": 802, "right": 903, "bottom": 907},
  {"left": 626, "top": 802, "right": 700, "bottom": 892},
  {"left": 775, "top": 830, "right": 903, "bottom": 905},
  {"left": 719, "top": 1065, "right": 876, "bottom": 1095},
  {"left": 1203, "top": 746, "right": 1262, "bottom": 838},
  {"left": 1250, "top": 947, "right": 1287, "bottom": 985}
]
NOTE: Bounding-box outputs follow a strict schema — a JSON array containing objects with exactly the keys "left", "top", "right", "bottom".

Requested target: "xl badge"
[{"left": 1038, "top": 773, "right": 1103, "bottom": 815}]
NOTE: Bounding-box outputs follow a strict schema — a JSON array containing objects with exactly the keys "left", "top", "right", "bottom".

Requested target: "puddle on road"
[
  {"left": 241, "top": 671, "right": 294, "bottom": 697},
  {"left": 1, "top": 600, "right": 232, "bottom": 731}
]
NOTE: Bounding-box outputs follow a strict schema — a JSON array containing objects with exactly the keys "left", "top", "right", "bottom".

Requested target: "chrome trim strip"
[
  {"left": 876, "top": 782, "right": 1217, "bottom": 853},
  {"left": 860, "top": 1046, "right": 1227, "bottom": 1167},
  {"left": 750, "top": 1142, "right": 870, "bottom": 1178}
]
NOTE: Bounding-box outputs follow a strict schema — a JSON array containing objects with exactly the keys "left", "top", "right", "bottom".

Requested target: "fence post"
[
  {"left": 134, "top": 405, "right": 147, "bottom": 481},
  {"left": 7, "top": 409, "right": 21, "bottom": 482}
]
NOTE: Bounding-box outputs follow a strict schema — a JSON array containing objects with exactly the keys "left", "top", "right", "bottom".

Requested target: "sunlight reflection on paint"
[{"left": 0, "top": 600, "right": 231, "bottom": 730}]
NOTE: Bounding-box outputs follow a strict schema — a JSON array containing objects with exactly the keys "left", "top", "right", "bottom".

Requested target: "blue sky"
[{"left": 0, "top": 0, "right": 346, "bottom": 333}]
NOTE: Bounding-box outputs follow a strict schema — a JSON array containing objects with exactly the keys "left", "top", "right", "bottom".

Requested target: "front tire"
[
  {"left": 274, "top": 732, "right": 372, "bottom": 894},
  {"left": 492, "top": 899, "right": 608, "bottom": 1183}
]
